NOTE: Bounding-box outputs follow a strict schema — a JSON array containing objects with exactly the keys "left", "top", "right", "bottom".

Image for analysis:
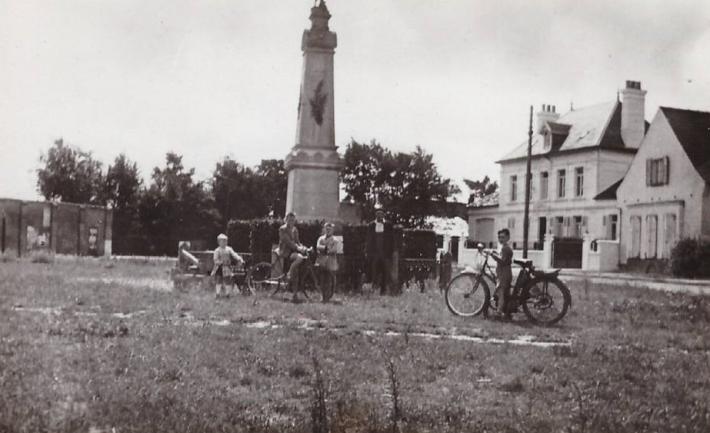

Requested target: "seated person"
[
  {"left": 211, "top": 233, "right": 245, "bottom": 299},
  {"left": 278, "top": 212, "right": 308, "bottom": 286}
]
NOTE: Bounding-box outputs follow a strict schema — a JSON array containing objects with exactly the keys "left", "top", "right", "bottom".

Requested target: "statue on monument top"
[{"left": 303, "top": 0, "right": 336, "bottom": 50}]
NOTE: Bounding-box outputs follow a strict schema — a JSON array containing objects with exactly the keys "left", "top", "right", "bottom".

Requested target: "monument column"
[{"left": 285, "top": 0, "right": 343, "bottom": 221}]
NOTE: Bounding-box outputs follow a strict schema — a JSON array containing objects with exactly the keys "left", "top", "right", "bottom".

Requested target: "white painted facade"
[
  {"left": 617, "top": 109, "right": 710, "bottom": 263},
  {"left": 490, "top": 149, "right": 633, "bottom": 246},
  {"left": 468, "top": 81, "right": 650, "bottom": 270}
]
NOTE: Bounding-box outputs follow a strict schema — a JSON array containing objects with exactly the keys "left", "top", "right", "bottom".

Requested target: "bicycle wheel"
[
  {"left": 296, "top": 268, "right": 319, "bottom": 301},
  {"left": 445, "top": 272, "right": 490, "bottom": 317},
  {"left": 247, "top": 262, "right": 272, "bottom": 291},
  {"left": 521, "top": 277, "right": 571, "bottom": 326}
]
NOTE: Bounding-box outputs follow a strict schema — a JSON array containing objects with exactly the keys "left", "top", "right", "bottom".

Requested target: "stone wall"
[{"left": 0, "top": 198, "right": 112, "bottom": 257}]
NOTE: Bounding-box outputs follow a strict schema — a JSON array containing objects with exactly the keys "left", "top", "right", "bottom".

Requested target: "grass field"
[{"left": 1, "top": 259, "right": 709, "bottom": 433}]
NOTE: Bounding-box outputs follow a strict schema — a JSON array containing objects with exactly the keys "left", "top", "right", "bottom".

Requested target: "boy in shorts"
[
  {"left": 490, "top": 228, "right": 513, "bottom": 319},
  {"left": 211, "top": 233, "right": 245, "bottom": 299}
]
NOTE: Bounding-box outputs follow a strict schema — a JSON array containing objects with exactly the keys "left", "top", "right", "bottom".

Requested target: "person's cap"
[{"left": 217, "top": 233, "right": 228, "bottom": 240}]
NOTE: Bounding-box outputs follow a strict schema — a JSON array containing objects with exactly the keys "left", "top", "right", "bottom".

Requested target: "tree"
[
  {"left": 341, "top": 140, "right": 460, "bottom": 226},
  {"left": 104, "top": 154, "right": 142, "bottom": 210},
  {"left": 139, "top": 152, "right": 219, "bottom": 254},
  {"left": 104, "top": 154, "right": 143, "bottom": 252},
  {"left": 463, "top": 176, "right": 498, "bottom": 204},
  {"left": 212, "top": 158, "right": 259, "bottom": 224},
  {"left": 36, "top": 139, "right": 104, "bottom": 204},
  {"left": 211, "top": 157, "right": 288, "bottom": 226},
  {"left": 255, "top": 159, "right": 288, "bottom": 218}
]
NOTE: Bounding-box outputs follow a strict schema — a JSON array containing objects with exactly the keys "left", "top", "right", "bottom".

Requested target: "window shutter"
[
  {"left": 664, "top": 156, "right": 670, "bottom": 184},
  {"left": 646, "top": 159, "right": 651, "bottom": 186},
  {"left": 602, "top": 215, "right": 607, "bottom": 226},
  {"left": 582, "top": 216, "right": 588, "bottom": 228}
]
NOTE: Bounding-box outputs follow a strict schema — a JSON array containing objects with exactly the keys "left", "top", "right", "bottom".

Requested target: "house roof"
[
  {"left": 594, "top": 178, "right": 623, "bottom": 200},
  {"left": 467, "top": 190, "right": 499, "bottom": 208},
  {"left": 426, "top": 216, "right": 469, "bottom": 236},
  {"left": 661, "top": 107, "right": 710, "bottom": 183},
  {"left": 498, "top": 101, "right": 639, "bottom": 163}
]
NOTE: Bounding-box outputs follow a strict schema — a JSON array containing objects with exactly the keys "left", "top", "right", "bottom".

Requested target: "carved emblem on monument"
[{"left": 309, "top": 80, "right": 327, "bottom": 125}]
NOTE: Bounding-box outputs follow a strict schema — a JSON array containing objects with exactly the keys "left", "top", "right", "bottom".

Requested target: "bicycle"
[
  {"left": 445, "top": 244, "right": 571, "bottom": 325},
  {"left": 246, "top": 247, "right": 334, "bottom": 303}
]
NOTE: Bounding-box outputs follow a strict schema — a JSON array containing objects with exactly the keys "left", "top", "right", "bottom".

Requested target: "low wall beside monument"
[{"left": 0, "top": 198, "right": 113, "bottom": 258}]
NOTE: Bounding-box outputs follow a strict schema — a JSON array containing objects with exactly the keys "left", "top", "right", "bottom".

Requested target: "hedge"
[
  {"left": 401, "top": 229, "right": 437, "bottom": 259},
  {"left": 671, "top": 238, "right": 710, "bottom": 278},
  {"left": 221, "top": 218, "right": 440, "bottom": 291}
]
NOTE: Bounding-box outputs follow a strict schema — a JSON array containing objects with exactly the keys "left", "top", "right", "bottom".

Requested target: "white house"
[
  {"left": 427, "top": 216, "right": 469, "bottom": 262},
  {"left": 468, "top": 80, "right": 648, "bottom": 268},
  {"left": 617, "top": 107, "right": 710, "bottom": 263}
]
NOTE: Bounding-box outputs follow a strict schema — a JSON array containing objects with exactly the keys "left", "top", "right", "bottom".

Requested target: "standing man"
[{"left": 366, "top": 206, "right": 394, "bottom": 295}]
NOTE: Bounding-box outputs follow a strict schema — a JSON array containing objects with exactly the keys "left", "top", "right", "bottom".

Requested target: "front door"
[
  {"left": 450, "top": 236, "right": 459, "bottom": 262},
  {"left": 538, "top": 217, "right": 547, "bottom": 245}
]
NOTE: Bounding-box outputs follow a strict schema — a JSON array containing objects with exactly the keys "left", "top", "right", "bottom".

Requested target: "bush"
[{"left": 671, "top": 238, "right": 710, "bottom": 278}]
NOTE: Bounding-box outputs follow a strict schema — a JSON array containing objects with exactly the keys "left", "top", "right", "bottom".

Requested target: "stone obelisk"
[{"left": 285, "top": 0, "right": 343, "bottom": 221}]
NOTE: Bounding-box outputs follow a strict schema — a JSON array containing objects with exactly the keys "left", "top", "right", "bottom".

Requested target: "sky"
[{"left": 1, "top": 0, "right": 709, "bottom": 201}]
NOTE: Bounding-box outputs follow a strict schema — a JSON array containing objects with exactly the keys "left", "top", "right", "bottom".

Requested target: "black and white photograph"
[{"left": 1, "top": 0, "right": 709, "bottom": 431}]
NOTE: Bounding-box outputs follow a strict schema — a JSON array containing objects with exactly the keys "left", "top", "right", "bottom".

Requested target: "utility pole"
[{"left": 523, "top": 105, "right": 533, "bottom": 258}]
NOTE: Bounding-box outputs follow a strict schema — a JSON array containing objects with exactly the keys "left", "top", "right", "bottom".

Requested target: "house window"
[
  {"left": 569, "top": 215, "right": 587, "bottom": 238},
  {"left": 574, "top": 167, "right": 584, "bottom": 197},
  {"left": 507, "top": 217, "right": 516, "bottom": 229},
  {"left": 663, "top": 213, "right": 677, "bottom": 258},
  {"left": 510, "top": 175, "right": 517, "bottom": 202},
  {"left": 646, "top": 157, "right": 670, "bottom": 186},
  {"left": 646, "top": 215, "right": 658, "bottom": 258},
  {"left": 436, "top": 235, "right": 444, "bottom": 249},
  {"left": 630, "top": 216, "right": 642, "bottom": 258},
  {"left": 603, "top": 214, "right": 618, "bottom": 240},
  {"left": 540, "top": 171, "right": 549, "bottom": 199},
  {"left": 553, "top": 216, "right": 564, "bottom": 237},
  {"left": 557, "top": 169, "right": 566, "bottom": 198}
]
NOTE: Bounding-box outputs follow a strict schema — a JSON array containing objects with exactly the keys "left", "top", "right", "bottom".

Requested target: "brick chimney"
[
  {"left": 620, "top": 80, "right": 646, "bottom": 148},
  {"left": 536, "top": 104, "right": 560, "bottom": 133}
]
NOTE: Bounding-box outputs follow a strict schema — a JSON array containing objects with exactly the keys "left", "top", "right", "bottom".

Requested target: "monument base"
[{"left": 286, "top": 168, "right": 340, "bottom": 221}]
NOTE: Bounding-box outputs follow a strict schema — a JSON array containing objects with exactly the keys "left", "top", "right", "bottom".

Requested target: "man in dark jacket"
[
  {"left": 279, "top": 212, "right": 307, "bottom": 284},
  {"left": 366, "top": 207, "right": 394, "bottom": 295}
]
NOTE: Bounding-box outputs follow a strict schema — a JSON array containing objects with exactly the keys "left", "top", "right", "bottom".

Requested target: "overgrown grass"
[{"left": 1, "top": 261, "right": 709, "bottom": 432}]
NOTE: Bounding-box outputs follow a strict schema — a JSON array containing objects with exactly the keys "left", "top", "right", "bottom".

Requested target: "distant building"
[
  {"left": 468, "top": 80, "right": 648, "bottom": 268},
  {"left": 0, "top": 198, "right": 113, "bottom": 257},
  {"left": 617, "top": 107, "right": 710, "bottom": 263}
]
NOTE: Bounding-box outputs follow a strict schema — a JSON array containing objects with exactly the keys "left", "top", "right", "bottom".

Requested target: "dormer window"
[
  {"left": 543, "top": 129, "right": 552, "bottom": 150},
  {"left": 544, "top": 122, "right": 572, "bottom": 152}
]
